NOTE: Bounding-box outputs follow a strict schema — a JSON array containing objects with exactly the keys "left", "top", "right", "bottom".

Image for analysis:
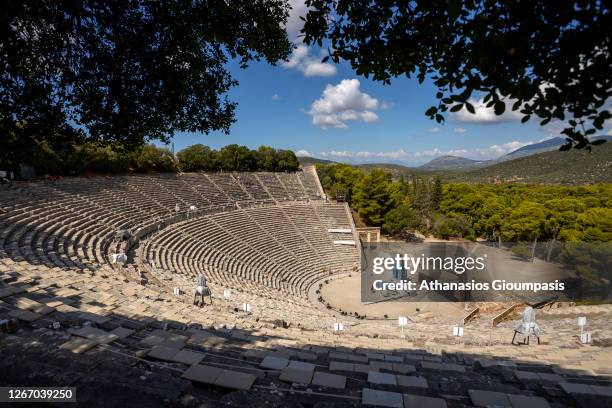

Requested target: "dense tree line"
[
  {"left": 10, "top": 142, "right": 299, "bottom": 177},
  {"left": 318, "top": 163, "right": 611, "bottom": 289},
  {"left": 437, "top": 183, "right": 611, "bottom": 243},
  {"left": 176, "top": 144, "right": 299, "bottom": 172},
  {"left": 15, "top": 142, "right": 177, "bottom": 176},
  {"left": 317, "top": 163, "right": 612, "bottom": 243}
]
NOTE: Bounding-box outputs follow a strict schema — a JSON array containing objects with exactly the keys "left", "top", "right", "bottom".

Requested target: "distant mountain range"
[
  {"left": 298, "top": 136, "right": 610, "bottom": 184},
  {"left": 419, "top": 155, "right": 489, "bottom": 170},
  {"left": 499, "top": 137, "right": 566, "bottom": 161},
  {"left": 297, "top": 156, "right": 335, "bottom": 166},
  {"left": 448, "top": 140, "right": 612, "bottom": 185},
  {"left": 418, "top": 136, "right": 611, "bottom": 170}
]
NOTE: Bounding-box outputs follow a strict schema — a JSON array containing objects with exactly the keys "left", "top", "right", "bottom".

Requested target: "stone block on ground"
[
  {"left": 260, "top": 355, "right": 289, "bottom": 370},
  {"left": 215, "top": 370, "right": 257, "bottom": 390},
  {"left": 362, "top": 388, "right": 403, "bottom": 408},
  {"left": 311, "top": 371, "right": 346, "bottom": 390},
  {"left": 172, "top": 349, "right": 205, "bottom": 365},
  {"left": 397, "top": 375, "right": 428, "bottom": 389},
  {"left": 403, "top": 394, "right": 447, "bottom": 408},
  {"left": 468, "top": 390, "right": 512, "bottom": 408},
  {"left": 59, "top": 337, "right": 97, "bottom": 354},
  {"left": 368, "top": 371, "right": 397, "bottom": 385},
  {"left": 182, "top": 364, "right": 223, "bottom": 384}
]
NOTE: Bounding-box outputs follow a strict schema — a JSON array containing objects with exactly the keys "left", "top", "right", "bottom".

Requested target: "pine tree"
[{"left": 431, "top": 176, "right": 442, "bottom": 211}]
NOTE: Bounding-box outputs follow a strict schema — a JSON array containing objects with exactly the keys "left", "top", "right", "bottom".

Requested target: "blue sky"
[{"left": 167, "top": 2, "right": 607, "bottom": 166}]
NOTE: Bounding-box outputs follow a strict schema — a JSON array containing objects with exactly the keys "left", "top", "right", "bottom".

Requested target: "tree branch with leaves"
[{"left": 303, "top": 0, "right": 611, "bottom": 150}]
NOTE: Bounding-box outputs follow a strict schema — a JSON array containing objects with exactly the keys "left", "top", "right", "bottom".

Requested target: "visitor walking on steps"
[{"left": 194, "top": 272, "right": 207, "bottom": 307}]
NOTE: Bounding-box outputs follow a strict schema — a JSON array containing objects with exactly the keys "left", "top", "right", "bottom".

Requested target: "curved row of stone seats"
[
  {"left": 276, "top": 173, "right": 308, "bottom": 199},
  {"left": 254, "top": 173, "right": 291, "bottom": 201},
  {"left": 211, "top": 208, "right": 327, "bottom": 291},
  {"left": 141, "top": 214, "right": 307, "bottom": 297},
  {"left": 206, "top": 173, "right": 253, "bottom": 202},
  {"left": 0, "top": 202, "right": 107, "bottom": 271},
  {"left": 0, "top": 168, "right": 323, "bottom": 273},
  {"left": 177, "top": 173, "right": 234, "bottom": 206},
  {"left": 147, "top": 174, "right": 213, "bottom": 209},
  {"left": 233, "top": 173, "right": 271, "bottom": 201},
  {"left": 3, "top": 260, "right": 611, "bottom": 408},
  {"left": 312, "top": 202, "right": 359, "bottom": 260},
  {"left": 0, "top": 257, "right": 339, "bottom": 332},
  {"left": 298, "top": 166, "right": 325, "bottom": 199},
  {"left": 139, "top": 233, "right": 283, "bottom": 297},
  {"left": 139, "top": 241, "right": 307, "bottom": 308},
  {"left": 0, "top": 182, "right": 156, "bottom": 272},
  {"left": 0, "top": 169, "right": 353, "bottom": 317},
  {"left": 138, "top": 202, "right": 359, "bottom": 300},
  {"left": 243, "top": 206, "right": 331, "bottom": 269},
  {"left": 171, "top": 171, "right": 318, "bottom": 204},
  {"left": 280, "top": 204, "right": 359, "bottom": 271}
]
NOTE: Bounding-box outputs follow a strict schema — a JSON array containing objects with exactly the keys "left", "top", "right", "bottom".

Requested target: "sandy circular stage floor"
[{"left": 320, "top": 273, "right": 467, "bottom": 320}]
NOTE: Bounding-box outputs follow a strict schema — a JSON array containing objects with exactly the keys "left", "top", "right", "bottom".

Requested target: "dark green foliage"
[
  {"left": 558, "top": 242, "right": 612, "bottom": 285},
  {"left": 383, "top": 202, "right": 421, "bottom": 239},
  {"left": 257, "top": 146, "right": 280, "bottom": 172},
  {"left": 218, "top": 144, "right": 258, "bottom": 171},
  {"left": 18, "top": 142, "right": 300, "bottom": 176},
  {"left": 316, "top": 163, "right": 364, "bottom": 203},
  {"left": 21, "top": 142, "right": 177, "bottom": 176},
  {"left": 175, "top": 145, "right": 219, "bottom": 172},
  {"left": 431, "top": 176, "right": 443, "bottom": 210},
  {"left": 177, "top": 144, "right": 298, "bottom": 172},
  {"left": 432, "top": 214, "right": 474, "bottom": 240},
  {"left": 317, "top": 163, "right": 612, "bottom": 242},
  {"left": 303, "top": 0, "right": 611, "bottom": 149},
  {"left": 440, "top": 183, "right": 612, "bottom": 242},
  {"left": 276, "top": 150, "right": 300, "bottom": 172},
  {"left": 1, "top": 1, "right": 291, "bottom": 172},
  {"left": 353, "top": 169, "right": 399, "bottom": 225},
  {"left": 134, "top": 145, "right": 176, "bottom": 173}
]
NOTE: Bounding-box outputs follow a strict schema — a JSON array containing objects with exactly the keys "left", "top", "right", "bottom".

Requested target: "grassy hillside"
[
  {"left": 298, "top": 156, "right": 335, "bottom": 166},
  {"left": 447, "top": 142, "right": 612, "bottom": 185},
  {"left": 355, "top": 163, "right": 432, "bottom": 178}
]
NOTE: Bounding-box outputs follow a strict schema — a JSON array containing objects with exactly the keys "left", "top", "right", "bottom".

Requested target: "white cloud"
[
  {"left": 285, "top": 0, "right": 308, "bottom": 41},
  {"left": 451, "top": 97, "right": 522, "bottom": 124},
  {"left": 414, "top": 148, "right": 443, "bottom": 158},
  {"left": 381, "top": 101, "right": 394, "bottom": 110},
  {"left": 454, "top": 127, "right": 467, "bottom": 133},
  {"left": 295, "top": 149, "right": 312, "bottom": 157},
  {"left": 271, "top": 94, "right": 280, "bottom": 101},
  {"left": 307, "top": 139, "right": 536, "bottom": 165},
  {"left": 475, "top": 141, "right": 530, "bottom": 157},
  {"left": 413, "top": 148, "right": 470, "bottom": 159},
  {"left": 538, "top": 119, "right": 568, "bottom": 138},
  {"left": 303, "top": 61, "right": 336, "bottom": 77},
  {"left": 283, "top": 45, "right": 308, "bottom": 69},
  {"left": 308, "top": 79, "right": 380, "bottom": 129},
  {"left": 356, "top": 149, "right": 407, "bottom": 159},
  {"left": 412, "top": 140, "right": 532, "bottom": 161},
  {"left": 282, "top": 45, "right": 336, "bottom": 77},
  {"left": 319, "top": 150, "right": 354, "bottom": 158},
  {"left": 427, "top": 127, "right": 440, "bottom": 133},
  {"left": 320, "top": 149, "right": 407, "bottom": 160}
]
